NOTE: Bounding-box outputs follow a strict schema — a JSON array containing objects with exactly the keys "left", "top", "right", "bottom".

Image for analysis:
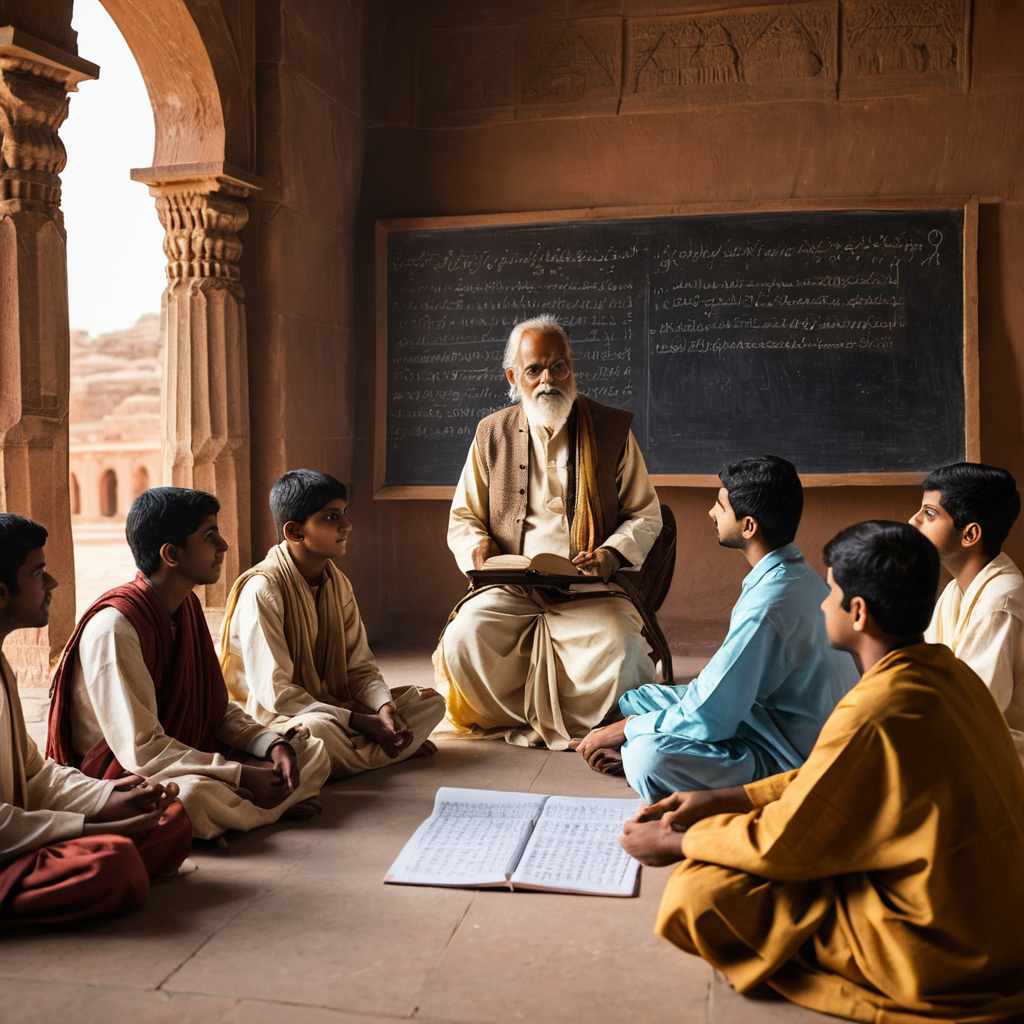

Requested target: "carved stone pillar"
[
  {"left": 0, "top": 29, "right": 96, "bottom": 682},
  {"left": 131, "top": 164, "right": 261, "bottom": 609}
]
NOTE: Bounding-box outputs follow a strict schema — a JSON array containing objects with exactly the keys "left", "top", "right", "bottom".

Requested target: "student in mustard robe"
[
  {"left": 620, "top": 521, "right": 1024, "bottom": 1024},
  {"left": 47, "top": 488, "right": 331, "bottom": 842},
  {"left": 909, "top": 462, "right": 1024, "bottom": 762},
  {"left": 219, "top": 469, "right": 445, "bottom": 778},
  {"left": 0, "top": 514, "right": 191, "bottom": 926}
]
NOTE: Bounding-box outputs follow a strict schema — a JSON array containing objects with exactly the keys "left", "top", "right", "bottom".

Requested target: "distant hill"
[{"left": 70, "top": 313, "right": 161, "bottom": 444}]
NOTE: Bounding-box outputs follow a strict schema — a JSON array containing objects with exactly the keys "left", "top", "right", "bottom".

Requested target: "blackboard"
[{"left": 375, "top": 199, "right": 977, "bottom": 496}]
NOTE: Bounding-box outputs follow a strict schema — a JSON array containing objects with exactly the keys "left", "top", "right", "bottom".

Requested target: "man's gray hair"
[{"left": 502, "top": 315, "right": 572, "bottom": 402}]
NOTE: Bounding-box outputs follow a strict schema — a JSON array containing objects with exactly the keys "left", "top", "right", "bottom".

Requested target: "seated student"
[
  {"left": 577, "top": 455, "right": 859, "bottom": 801},
  {"left": 47, "top": 488, "right": 331, "bottom": 841},
  {"left": 0, "top": 514, "right": 191, "bottom": 926},
  {"left": 621, "top": 521, "right": 1024, "bottom": 1024},
  {"left": 909, "top": 462, "right": 1024, "bottom": 761},
  {"left": 219, "top": 470, "right": 445, "bottom": 777}
]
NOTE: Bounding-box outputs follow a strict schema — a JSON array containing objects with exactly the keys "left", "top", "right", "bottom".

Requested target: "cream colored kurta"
[
  {"left": 657, "top": 644, "right": 1024, "bottom": 1023},
  {"left": 926, "top": 553, "right": 1024, "bottom": 762},
  {"left": 0, "top": 655, "right": 114, "bottom": 864},
  {"left": 222, "top": 556, "right": 445, "bottom": 777},
  {"left": 69, "top": 608, "right": 331, "bottom": 840},
  {"left": 440, "top": 411, "right": 662, "bottom": 749}
]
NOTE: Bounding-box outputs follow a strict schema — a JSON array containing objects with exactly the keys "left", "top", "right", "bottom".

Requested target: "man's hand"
[
  {"left": 471, "top": 536, "right": 501, "bottom": 571},
  {"left": 82, "top": 808, "right": 165, "bottom": 845},
  {"left": 572, "top": 547, "right": 620, "bottom": 582},
  {"left": 619, "top": 817, "right": 687, "bottom": 867},
  {"left": 238, "top": 763, "right": 289, "bottom": 808},
  {"left": 91, "top": 775, "right": 180, "bottom": 823},
  {"left": 633, "top": 786, "right": 754, "bottom": 832},
  {"left": 350, "top": 703, "right": 414, "bottom": 758},
  {"left": 268, "top": 741, "right": 300, "bottom": 794}
]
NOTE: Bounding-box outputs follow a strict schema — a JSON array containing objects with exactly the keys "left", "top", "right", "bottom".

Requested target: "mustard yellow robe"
[{"left": 657, "top": 643, "right": 1024, "bottom": 1024}]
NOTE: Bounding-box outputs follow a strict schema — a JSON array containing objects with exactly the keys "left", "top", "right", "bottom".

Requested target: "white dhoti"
[
  {"left": 267, "top": 686, "right": 446, "bottom": 777},
  {"left": 174, "top": 733, "right": 331, "bottom": 840},
  {"left": 438, "top": 587, "right": 654, "bottom": 750}
]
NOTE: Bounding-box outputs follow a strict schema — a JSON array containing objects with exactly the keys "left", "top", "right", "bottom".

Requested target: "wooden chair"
[{"left": 612, "top": 503, "right": 677, "bottom": 682}]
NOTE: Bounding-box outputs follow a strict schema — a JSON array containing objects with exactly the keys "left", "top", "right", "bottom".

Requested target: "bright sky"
[{"left": 62, "top": 0, "right": 165, "bottom": 336}]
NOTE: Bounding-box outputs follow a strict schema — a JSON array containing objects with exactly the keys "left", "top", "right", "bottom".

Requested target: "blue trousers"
[{"left": 619, "top": 685, "right": 783, "bottom": 803}]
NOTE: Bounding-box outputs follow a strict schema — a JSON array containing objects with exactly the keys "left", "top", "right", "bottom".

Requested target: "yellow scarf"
[
  {"left": 570, "top": 395, "right": 604, "bottom": 555},
  {"left": 0, "top": 656, "right": 29, "bottom": 809},
  {"left": 220, "top": 542, "right": 349, "bottom": 703}
]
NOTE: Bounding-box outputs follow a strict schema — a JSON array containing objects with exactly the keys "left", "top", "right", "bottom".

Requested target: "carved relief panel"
[{"left": 623, "top": 3, "right": 838, "bottom": 111}]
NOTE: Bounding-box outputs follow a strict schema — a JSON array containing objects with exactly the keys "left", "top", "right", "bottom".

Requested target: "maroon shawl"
[{"left": 46, "top": 573, "right": 228, "bottom": 779}]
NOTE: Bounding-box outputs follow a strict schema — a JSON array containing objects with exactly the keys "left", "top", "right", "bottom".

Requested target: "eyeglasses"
[{"left": 520, "top": 360, "right": 572, "bottom": 382}]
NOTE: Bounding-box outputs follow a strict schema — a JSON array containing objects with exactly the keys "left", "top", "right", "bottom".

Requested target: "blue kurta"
[{"left": 620, "top": 544, "right": 859, "bottom": 801}]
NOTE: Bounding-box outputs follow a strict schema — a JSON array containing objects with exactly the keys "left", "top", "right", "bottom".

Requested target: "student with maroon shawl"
[
  {"left": 47, "top": 488, "right": 330, "bottom": 841},
  {"left": 0, "top": 514, "right": 191, "bottom": 927}
]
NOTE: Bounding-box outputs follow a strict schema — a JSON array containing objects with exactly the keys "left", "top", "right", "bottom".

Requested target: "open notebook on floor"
[{"left": 384, "top": 787, "right": 642, "bottom": 897}]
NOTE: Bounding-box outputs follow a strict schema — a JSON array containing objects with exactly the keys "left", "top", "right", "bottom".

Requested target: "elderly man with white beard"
[{"left": 434, "top": 315, "right": 663, "bottom": 749}]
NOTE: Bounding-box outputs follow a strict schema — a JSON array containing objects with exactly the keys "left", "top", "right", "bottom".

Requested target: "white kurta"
[
  {"left": 1, "top": 655, "right": 114, "bottom": 864},
  {"left": 440, "top": 409, "right": 662, "bottom": 749},
  {"left": 926, "top": 552, "right": 1024, "bottom": 763},
  {"left": 222, "top": 571, "right": 445, "bottom": 776},
  {"left": 69, "top": 608, "right": 331, "bottom": 839}
]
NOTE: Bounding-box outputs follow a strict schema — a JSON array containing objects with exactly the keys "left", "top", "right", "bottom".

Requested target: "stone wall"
[{"left": 352, "top": 0, "right": 1024, "bottom": 649}]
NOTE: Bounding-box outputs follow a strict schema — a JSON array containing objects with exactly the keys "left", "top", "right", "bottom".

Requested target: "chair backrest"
[{"left": 630, "top": 503, "right": 676, "bottom": 613}]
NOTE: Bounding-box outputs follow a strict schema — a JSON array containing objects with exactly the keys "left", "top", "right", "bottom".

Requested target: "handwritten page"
[
  {"left": 385, "top": 788, "right": 546, "bottom": 888},
  {"left": 511, "top": 796, "right": 641, "bottom": 896}
]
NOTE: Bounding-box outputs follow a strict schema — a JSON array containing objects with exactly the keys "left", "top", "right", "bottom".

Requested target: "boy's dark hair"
[
  {"left": 125, "top": 487, "right": 221, "bottom": 576},
  {"left": 824, "top": 521, "right": 939, "bottom": 637},
  {"left": 921, "top": 462, "right": 1020, "bottom": 559},
  {"left": 0, "top": 514, "right": 48, "bottom": 596},
  {"left": 270, "top": 469, "right": 348, "bottom": 538},
  {"left": 719, "top": 455, "right": 803, "bottom": 548}
]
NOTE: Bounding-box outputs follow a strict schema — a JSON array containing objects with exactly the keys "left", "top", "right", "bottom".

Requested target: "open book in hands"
[
  {"left": 384, "top": 787, "right": 642, "bottom": 897},
  {"left": 469, "top": 552, "right": 606, "bottom": 589}
]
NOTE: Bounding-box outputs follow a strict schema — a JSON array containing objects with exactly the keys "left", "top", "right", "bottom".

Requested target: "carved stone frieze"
[
  {"left": 417, "top": 26, "right": 516, "bottom": 126},
  {"left": 519, "top": 18, "right": 621, "bottom": 118},
  {"left": 840, "top": 0, "right": 966, "bottom": 96},
  {"left": 624, "top": 3, "right": 837, "bottom": 111}
]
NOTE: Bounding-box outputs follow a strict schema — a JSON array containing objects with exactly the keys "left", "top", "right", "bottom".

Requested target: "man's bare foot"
[
  {"left": 586, "top": 747, "right": 625, "bottom": 776},
  {"left": 282, "top": 795, "right": 323, "bottom": 820},
  {"left": 410, "top": 740, "right": 437, "bottom": 758}
]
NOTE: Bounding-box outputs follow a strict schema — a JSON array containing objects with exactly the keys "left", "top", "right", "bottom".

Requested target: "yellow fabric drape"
[
  {"left": 0, "top": 657, "right": 28, "bottom": 809},
  {"left": 220, "top": 543, "right": 348, "bottom": 704},
  {"left": 657, "top": 643, "right": 1024, "bottom": 1023},
  {"left": 570, "top": 395, "right": 603, "bottom": 555}
]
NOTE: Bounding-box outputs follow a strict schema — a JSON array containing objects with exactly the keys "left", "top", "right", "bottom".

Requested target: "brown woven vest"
[{"left": 476, "top": 396, "right": 634, "bottom": 556}]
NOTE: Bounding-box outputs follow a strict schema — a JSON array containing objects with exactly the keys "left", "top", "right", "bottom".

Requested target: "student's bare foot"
[
  {"left": 410, "top": 740, "right": 437, "bottom": 758},
  {"left": 282, "top": 795, "right": 323, "bottom": 820},
  {"left": 586, "top": 747, "right": 625, "bottom": 776}
]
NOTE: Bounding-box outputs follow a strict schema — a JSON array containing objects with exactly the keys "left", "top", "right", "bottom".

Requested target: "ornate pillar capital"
[
  {"left": 132, "top": 163, "right": 262, "bottom": 284},
  {"left": 0, "top": 27, "right": 97, "bottom": 214}
]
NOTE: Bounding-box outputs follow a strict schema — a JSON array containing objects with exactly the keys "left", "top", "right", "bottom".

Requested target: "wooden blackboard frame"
[{"left": 375, "top": 196, "right": 979, "bottom": 499}]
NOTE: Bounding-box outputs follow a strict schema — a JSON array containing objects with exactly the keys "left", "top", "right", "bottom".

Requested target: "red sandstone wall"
[{"left": 344, "top": 0, "right": 1024, "bottom": 649}]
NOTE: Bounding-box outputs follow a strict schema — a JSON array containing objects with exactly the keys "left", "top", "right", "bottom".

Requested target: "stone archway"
[
  {"left": 99, "top": 467, "right": 117, "bottom": 517},
  {"left": 131, "top": 462, "right": 148, "bottom": 499}
]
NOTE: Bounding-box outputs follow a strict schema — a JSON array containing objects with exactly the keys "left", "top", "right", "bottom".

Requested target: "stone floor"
[{"left": 6, "top": 647, "right": 834, "bottom": 1024}]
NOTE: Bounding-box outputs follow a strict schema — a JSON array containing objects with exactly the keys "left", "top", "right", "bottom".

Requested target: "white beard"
[{"left": 521, "top": 380, "right": 577, "bottom": 432}]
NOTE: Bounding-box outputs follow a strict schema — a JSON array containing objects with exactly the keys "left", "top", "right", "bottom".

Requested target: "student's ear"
[
  {"left": 849, "top": 596, "right": 869, "bottom": 633},
  {"left": 741, "top": 516, "right": 759, "bottom": 540},
  {"left": 159, "top": 542, "right": 179, "bottom": 569},
  {"left": 282, "top": 521, "right": 304, "bottom": 543},
  {"left": 960, "top": 522, "right": 983, "bottom": 550}
]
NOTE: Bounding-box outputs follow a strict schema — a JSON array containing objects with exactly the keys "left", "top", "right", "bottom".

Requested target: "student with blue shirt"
[{"left": 576, "top": 455, "right": 859, "bottom": 801}]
